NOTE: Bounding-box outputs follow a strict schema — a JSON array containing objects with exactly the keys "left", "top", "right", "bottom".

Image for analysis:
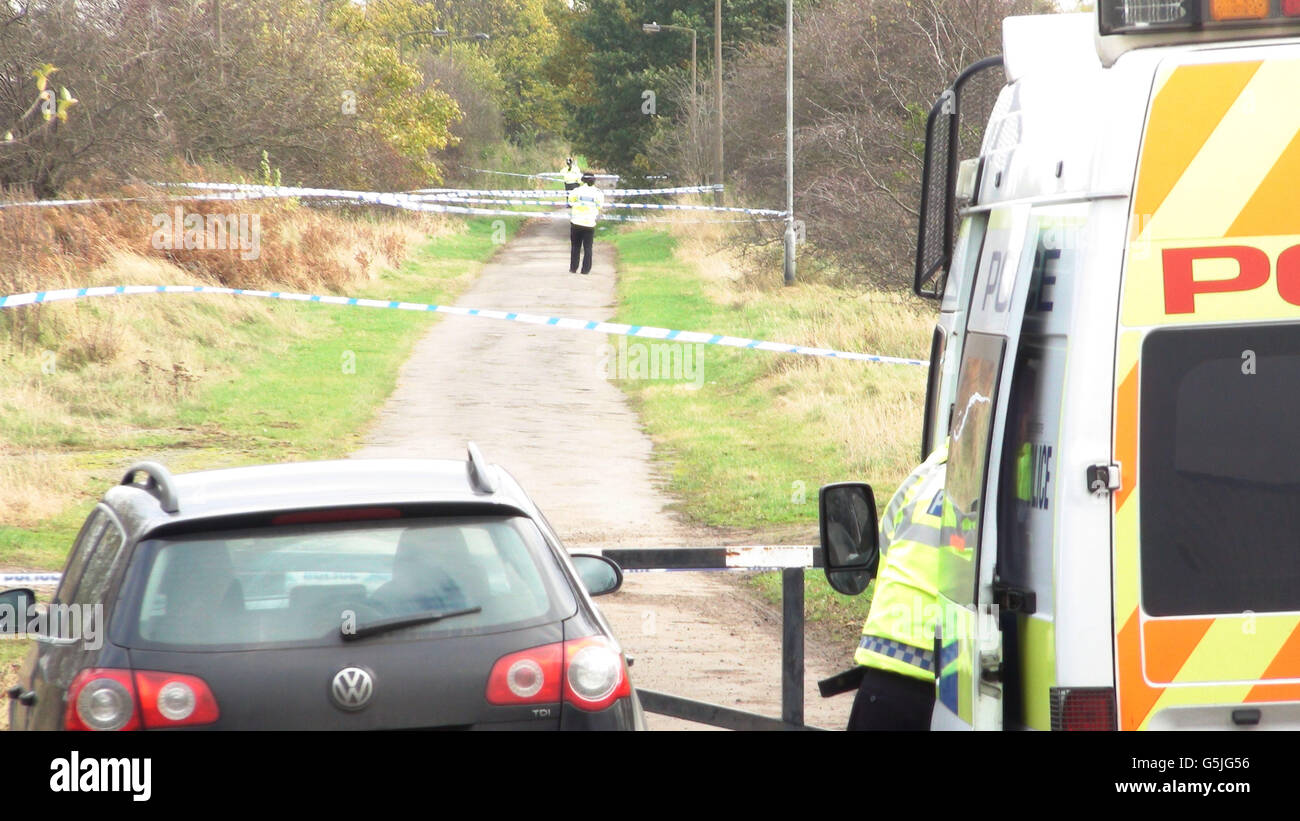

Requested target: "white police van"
[{"left": 823, "top": 1, "right": 1300, "bottom": 731}]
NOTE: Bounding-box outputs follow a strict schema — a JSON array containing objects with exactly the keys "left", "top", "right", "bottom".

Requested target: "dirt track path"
[{"left": 354, "top": 217, "right": 853, "bottom": 730}]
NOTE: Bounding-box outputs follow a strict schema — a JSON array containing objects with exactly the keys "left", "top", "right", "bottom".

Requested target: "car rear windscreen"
[
  {"left": 1141, "top": 324, "right": 1300, "bottom": 617},
  {"left": 126, "top": 515, "right": 571, "bottom": 648}
]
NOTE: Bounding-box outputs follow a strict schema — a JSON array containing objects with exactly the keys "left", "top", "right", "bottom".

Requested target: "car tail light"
[
  {"left": 563, "top": 636, "right": 632, "bottom": 712},
  {"left": 486, "top": 636, "right": 631, "bottom": 711},
  {"left": 1050, "top": 687, "right": 1117, "bottom": 731},
  {"left": 65, "top": 669, "right": 219, "bottom": 730},
  {"left": 66, "top": 670, "right": 140, "bottom": 731},
  {"left": 134, "top": 671, "right": 220, "bottom": 728},
  {"left": 486, "top": 643, "right": 563, "bottom": 705}
]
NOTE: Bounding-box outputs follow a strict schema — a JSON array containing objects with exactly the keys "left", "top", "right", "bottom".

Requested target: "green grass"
[
  {"left": 748, "top": 572, "right": 874, "bottom": 643},
  {"left": 173, "top": 220, "right": 517, "bottom": 459},
  {"left": 606, "top": 227, "right": 933, "bottom": 637},
  {"left": 607, "top": 228, "right": 929, "bottom": 528},
  {"left": 0, "top": 217, "right": 519, "bottom": 572}
]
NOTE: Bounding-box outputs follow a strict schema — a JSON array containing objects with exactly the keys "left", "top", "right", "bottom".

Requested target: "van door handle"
[{"left": 979, "top": 653, "right": 1002, "bottom": 684}]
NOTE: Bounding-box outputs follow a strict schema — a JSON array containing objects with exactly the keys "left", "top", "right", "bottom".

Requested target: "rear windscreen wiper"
[{"left": 342, "top": 605, "right": 481, "bottom": 642}]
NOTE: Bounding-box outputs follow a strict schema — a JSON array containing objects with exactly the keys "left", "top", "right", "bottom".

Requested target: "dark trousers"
[
  {"left": 846, "top": 665, "right": 935, "bottom": 731},
  {"left": 570, "top": 224, "right": 594, "bottom": 273}
]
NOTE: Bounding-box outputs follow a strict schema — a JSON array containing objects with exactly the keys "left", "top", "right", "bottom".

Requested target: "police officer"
[
  {"left": 562, "top": 157, "right": 582, "bottom": 193},
  {"left": 568, "top": 171, "right": 604, "bottom": 275},
  {"left": 846, "top": 442, "right": 948, "bottom": 731}
]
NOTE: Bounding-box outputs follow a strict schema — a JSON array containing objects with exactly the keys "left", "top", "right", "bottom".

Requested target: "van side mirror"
[
  {"left": 818, "top": 483, "right": 879, "bottom": 596},
  {"left": 570, "top": 555, "right": 623, "bottom": 596}
]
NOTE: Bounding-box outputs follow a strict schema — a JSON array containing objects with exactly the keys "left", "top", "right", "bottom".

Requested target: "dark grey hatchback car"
[{"left": 3, "top": 444, "right": 643, "bottom": 730}]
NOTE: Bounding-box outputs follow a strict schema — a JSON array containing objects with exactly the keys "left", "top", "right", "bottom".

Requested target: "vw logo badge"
[{"left": 331, "top": 667, "right": 374, "bottom": 711}]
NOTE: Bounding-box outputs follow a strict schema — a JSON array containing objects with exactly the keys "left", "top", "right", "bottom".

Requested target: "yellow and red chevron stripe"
[{"left": 1115, "top": 53, "right": 1300, "bottom": 730}]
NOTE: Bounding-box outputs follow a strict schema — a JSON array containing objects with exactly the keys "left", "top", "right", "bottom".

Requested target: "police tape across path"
[
  {"left": 0, "top": 285, "right": 930, "bottom": 367},
  {"left": 465, "top": 167, "right": 622, "bottom": 183},
  {"left": 2, "top": 182, "right": 770, "bottom": 223},
  {"left": 1, "top": 572, "right": 62, "bottom": 587},
  {"left": 409, "top": 192, "right": 787, "bottom": 217}
]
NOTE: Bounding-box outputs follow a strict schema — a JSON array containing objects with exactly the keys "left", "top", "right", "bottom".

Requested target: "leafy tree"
[
  {"left": 567, "top": 0, "right": 785, "bottom": 178},
  {"left": 415, "top": 0, "right": 570, "bottom": 138}
]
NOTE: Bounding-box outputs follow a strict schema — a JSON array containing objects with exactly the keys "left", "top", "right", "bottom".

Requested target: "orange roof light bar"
[
  {"left": 1101, "top": 0, "right": 1300, "bottom": 32},
  {"left": 1209, "top": 0, "right": 1269, "bottom": 20}
]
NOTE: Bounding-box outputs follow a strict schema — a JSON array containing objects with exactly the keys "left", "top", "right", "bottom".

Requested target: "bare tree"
[{"left": 664, "top": 0, "right": 1045, "bottom": 288}]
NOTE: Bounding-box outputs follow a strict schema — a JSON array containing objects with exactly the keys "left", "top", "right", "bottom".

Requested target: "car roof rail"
[
  {"left": 466, "top": 442, "right": 498, "bottom": 495},
  {"left": 121, "top": 461, "right": 180, "bottom": 513}
]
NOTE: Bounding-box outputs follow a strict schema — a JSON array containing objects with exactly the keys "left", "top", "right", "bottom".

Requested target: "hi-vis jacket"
[
  {"left": 562, "top": 165, "right": 582, "bottom": 186},
  {"left": 568, "top": 183, "right": 604, "bottom": 228},
  {"left": 855, "top": 443, "right": 949, "bottom": 682}
]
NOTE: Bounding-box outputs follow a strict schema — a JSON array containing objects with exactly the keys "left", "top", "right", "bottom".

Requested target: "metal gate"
[{"left": 589, "top": 545, "right": 826, "bottom": 731}]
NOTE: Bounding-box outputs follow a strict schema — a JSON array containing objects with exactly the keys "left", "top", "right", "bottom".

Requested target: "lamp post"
[
  {"left": 714, "top": 0, "right": 723, "bottom": 196},
  {"left": 641, "top": 22, "right": 696, "bottom": 119},
  {"left": 642, "top": 22, "right": 698, "bottom": 182},
  {"left": 783, "top": 0, "right": 796, "bottom": 285}
]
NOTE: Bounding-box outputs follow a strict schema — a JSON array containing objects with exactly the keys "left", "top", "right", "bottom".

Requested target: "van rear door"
[
  {"left": 1114, "top": 47, "right": 1300, "bottom": 730},
  {"left": 934, "top": 203, "right": 1036, "bottom": 730}
]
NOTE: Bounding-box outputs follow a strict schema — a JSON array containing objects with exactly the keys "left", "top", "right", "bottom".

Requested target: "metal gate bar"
[{"left": 587, "top": 546, "right": 825, "bottom": 731}]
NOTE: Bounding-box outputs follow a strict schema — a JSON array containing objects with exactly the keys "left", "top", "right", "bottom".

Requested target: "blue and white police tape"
[
  {"left": 406, "top": 183, "right": 722, "bottom": 198},
  {"left": 534, "top": 172, "right": 621, "bottom": 181},
  {"left": 0, "top": 189, "right": 301, "bottom": 210},
  {"left": 162, "top": 181, "right": 720, "bottom": 199},
  {"left": 409, "top": 192, "right": 786, "bottom": 217},
  {"left": 463, "top": 166, "right": 621, "bottom": 182},
  {"left": 0, "top": 187, "right": 685, "bottom": 224},
  {"left": 1, "top": 572, "right": 61, "bottom": 587},
  {"left": 0, "top": 285, "right": 929, "bottom": 367}
]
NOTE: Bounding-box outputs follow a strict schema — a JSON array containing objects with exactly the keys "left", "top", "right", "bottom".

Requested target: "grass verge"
[
  {"left": 0, "top": 216, "right": 519, "bottom": 572},
  {"left": 606, "top": 226, "right": 932, "bottom": 641}
]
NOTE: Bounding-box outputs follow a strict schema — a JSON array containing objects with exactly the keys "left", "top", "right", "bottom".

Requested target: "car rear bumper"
[{"left": 558, "top": 695, "right": 640, "bottom": 731}]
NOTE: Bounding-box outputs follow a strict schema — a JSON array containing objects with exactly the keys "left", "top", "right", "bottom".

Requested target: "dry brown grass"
[
  {"left": 0, "top": 192, "right": 448, "bottom": 300},
  {"left": 0, "top": 190, "right": 456, "bottom": 531},
  {"left": 0, "top": 449, "right": 81, "bottom": 528}
]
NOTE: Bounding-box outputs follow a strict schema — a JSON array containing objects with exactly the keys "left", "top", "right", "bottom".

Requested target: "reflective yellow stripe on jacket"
[
  {"left": 568, "top": 184, "right": 604, "bottom": 228},
  {"left": 855, "top": 444, "right": 948, "bottom": 681}
]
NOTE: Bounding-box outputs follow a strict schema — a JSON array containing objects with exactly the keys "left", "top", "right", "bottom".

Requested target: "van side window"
[
  {"left": 939, "top": 331, "right": 1006, "bottom": 606},
  {"left": 996, "top": 343, "right": 1060, "bottom": 603}
]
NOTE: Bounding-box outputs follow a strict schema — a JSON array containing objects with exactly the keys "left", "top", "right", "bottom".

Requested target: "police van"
[{"left": 820, "top": 1, "right": 1300, "bottom": 730}]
